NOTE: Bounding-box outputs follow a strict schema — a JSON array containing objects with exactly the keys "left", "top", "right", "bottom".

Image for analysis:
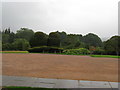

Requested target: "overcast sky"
[{"left": 1, "top": 0, "right": 119, "bottom": 38}]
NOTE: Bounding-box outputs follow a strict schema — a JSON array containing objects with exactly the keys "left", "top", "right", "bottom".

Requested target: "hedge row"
[
  {"left": 28, "top": 46, "right": 64, "bottom": 53},
  {"left": 28, "top": 46, "right": 117, "bottom": 55},
  {"left": 92, "top": 50, "right": 119, "bottom": 55}
]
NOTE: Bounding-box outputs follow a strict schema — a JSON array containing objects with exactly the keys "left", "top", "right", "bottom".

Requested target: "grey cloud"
[{"left": 2, "top": 0, "right": 118, "bottom": 38}]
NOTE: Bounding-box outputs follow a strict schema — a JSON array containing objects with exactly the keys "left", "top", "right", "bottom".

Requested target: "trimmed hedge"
[
  {"left": 63, "top": 48, "right": 90, "bottom": 55},
  {"left": 28, "top": 46, "right": 63, "bottom": 53},
  {"left": 92, "top": 48, "right": 105, "bottom": 55}
]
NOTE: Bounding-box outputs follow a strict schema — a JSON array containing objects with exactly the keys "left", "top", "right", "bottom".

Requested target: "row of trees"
[{"left": 1, "top": 28, "right": 120, "bottom": 55}]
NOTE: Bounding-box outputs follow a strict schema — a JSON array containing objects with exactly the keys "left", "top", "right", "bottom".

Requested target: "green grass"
[
  {"left": 90, "top": 55, "right": 120, "bottom": 58},
  {"left": 1, "top": 51, "right": 29, "bottom": 53},
  {"left": 4, "top": 86, "right": 66, "bottom": 90},
  {"left": 1, "top": 51, "right": 119, "bottom": 58}
]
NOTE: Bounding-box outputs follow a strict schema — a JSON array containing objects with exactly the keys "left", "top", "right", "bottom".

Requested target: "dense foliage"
[
  {"left": 1, "top": 28, "right": 120, "bottom": 55},
  {"left": 82, "top": 33, "right": 103, "bottom": 47},
  {"left": 104, "top": 36, "right": 120, "bottom": 55},
  {"left": 47, "top": 32, "right": 60, "bottom": 47},
  {"left": 63, "top": 48, "right": 90, "bottom": 55},
  {"left": 2, "top": 39, "right": 30, "bottom": 51},
  {"left": 16, "top": 28, "right": 34, "bottom": 41},
  {"left": 30, "top": 32, "right": 48, "bottom": 47}
]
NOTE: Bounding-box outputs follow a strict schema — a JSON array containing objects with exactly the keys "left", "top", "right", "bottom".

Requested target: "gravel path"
[{"left": 2, "top": 53, "right": 118, "bottom": 82}]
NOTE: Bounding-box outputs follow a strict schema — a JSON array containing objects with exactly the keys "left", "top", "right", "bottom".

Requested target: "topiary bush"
[
  {"left": 28, "top": 46, "right": 63, "bottom": 53},
  {"left": 63, "top": 48, "right": 90, "bottom": 55}
]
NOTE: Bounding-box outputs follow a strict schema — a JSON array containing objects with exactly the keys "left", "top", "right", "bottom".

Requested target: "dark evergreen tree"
[
  {"left": 47, "top": 32, "right": 60, "bottom": 47},
  {"left": 104, "top": 36, "right": 120, "bottom": 55},
  {"left": 30, "top": 32, "right": 48, "bottom": 47},
  {"left": 82, "top": 33, "right": 103, "bottom": 48}
]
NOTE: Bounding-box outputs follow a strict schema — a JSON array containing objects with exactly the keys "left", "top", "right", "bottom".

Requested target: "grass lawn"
[
  {"left": 90, "top": 55, "right": 120, "bottom": 58},
  {"left": 1, "top": 51, "right": 28, "bottom": 53}
]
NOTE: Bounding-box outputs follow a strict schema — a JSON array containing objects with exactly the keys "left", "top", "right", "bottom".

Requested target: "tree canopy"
[
  {"left": 2, "top": 27, "right": 120, "bottom": 55},
  {"left": 30, "top": 32, "right": 48, "bottom": 47},
  {"left": 104, "top": 36, "right": 120, "bottom": 55},
  {"left": 16, "top": 28, "right": 34, "bottom": 41},
  {"left": 47, "top": 32, "right": 60, "bottom": 47},
  {"left": 82, "top": 33, "right": 103, "bottom": 48}
]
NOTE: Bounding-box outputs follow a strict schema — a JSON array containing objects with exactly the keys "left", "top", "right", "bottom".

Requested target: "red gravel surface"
[{"left": 2, "top": 53, "right": 118, "bottom": 82}]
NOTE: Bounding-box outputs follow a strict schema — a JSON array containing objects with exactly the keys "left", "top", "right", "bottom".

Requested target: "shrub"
[
  {"left": 63, "top": 48, "right": 90, "bottom": 55},
  {"left": 12, "top": 39, "right": 30, "bottom": 51},
  {"left": 92, "top": 47, "right": 105, "bottom": 55},
  {"left": 2, "top": 43, "right": 13, "bottom": 51},
  {"left": 28, "top": 46, "right": 63, "bottom": 53}
]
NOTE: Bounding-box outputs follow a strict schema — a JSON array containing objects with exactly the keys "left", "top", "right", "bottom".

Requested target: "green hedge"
[
  {"left": 92, "top": 48, "right": 105, "bottom": 55},
  {"left": 28, "top": 46, "right": 64, "bottom": 53},
  {"left": 63, "top": 48, "right": 90, "bottom": 55}
]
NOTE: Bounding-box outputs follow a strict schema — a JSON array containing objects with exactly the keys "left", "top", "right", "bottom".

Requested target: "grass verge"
[
  {"left": 1, "top": 51, "right": 119, "bottom": 58},
  {"left": 1, "top": 51, "right": 28, "bottom": 53},
  {"left": 90, "top": 55, "right": 120, "bottom": 58}
]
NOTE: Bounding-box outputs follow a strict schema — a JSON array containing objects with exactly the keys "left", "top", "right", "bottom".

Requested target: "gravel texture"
[{"left": 2, "top": 53, "right": 118, "bottom": 82}]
